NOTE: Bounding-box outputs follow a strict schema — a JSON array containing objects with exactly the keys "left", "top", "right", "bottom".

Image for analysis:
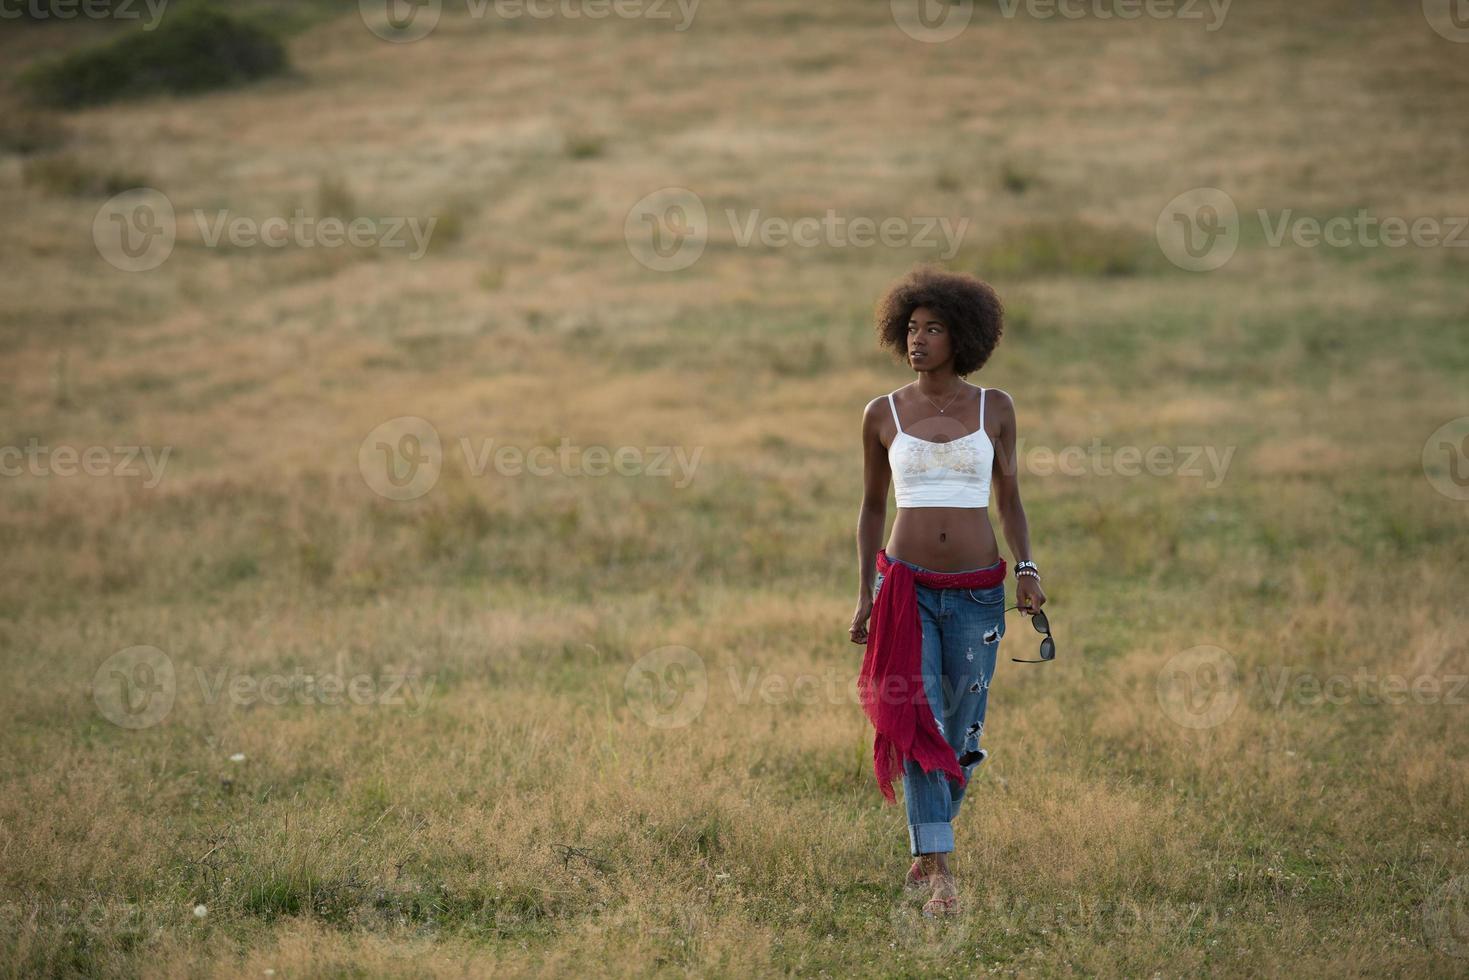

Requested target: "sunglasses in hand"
[{"left": 1004, "top": 604, "right": 1054, "bottom": 663}]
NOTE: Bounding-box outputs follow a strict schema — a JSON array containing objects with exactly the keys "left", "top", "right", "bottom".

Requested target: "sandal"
[
  {"left": 903, "top": 859, "right": 929, "bottom": 892},
  {"left": 921, "top": 875, "right": 960, "bottom": 917}
]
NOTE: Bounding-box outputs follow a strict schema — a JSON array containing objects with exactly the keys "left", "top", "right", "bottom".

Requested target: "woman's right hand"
[{"left": 849, "top": 595, "right": 873, "bottom": 645}]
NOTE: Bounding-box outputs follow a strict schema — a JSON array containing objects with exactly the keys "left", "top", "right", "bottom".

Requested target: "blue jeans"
[{"left": 873, "top": 555, "right": 1006, "bottom": 856}]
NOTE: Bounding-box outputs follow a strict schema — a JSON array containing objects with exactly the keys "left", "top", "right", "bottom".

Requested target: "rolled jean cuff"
[{"left": 909, "top": 821, "right": 954, "bottom": 856}]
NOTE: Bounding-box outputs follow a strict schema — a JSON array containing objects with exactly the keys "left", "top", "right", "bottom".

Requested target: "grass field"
[{"left": 2, "top": 0, "right": 1468, "bottom": 975}]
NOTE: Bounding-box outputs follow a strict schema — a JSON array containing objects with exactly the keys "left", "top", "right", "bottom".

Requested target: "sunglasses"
[{"left": 1004, "top": 605, "right": 1054, "bottom": 663}]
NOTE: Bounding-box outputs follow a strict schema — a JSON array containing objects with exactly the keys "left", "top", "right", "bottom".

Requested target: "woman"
[{"left": 849, "top": 266, "right": 1046, "bottom": 918}]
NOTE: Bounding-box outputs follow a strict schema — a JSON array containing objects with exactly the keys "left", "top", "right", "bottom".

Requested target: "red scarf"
[{"left": 857, "top": 548, "right": 1007, "bottom": 804}]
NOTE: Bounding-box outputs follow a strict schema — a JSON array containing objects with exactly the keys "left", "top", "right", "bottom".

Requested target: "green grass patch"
[
  {"left": 969, "top": 218, "right": 1157, "bottom": 278},
  {"left": 22, "top": 5, "right": 289, "bottom": 109},
  {"left": 20, "top": 152, "right": 149, "bottom": 197}
]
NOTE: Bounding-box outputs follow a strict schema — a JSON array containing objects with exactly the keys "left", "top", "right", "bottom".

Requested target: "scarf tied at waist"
[{"left": 857, "top": 547, "right": 1007, "bottom": 804}]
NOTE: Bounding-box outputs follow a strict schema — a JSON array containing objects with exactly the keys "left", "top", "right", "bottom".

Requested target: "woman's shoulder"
[
  {"left": 981, "top": 385, "right": 1015, "bottom": 411},
  {"left": 863, "top": 384, "right": 906, "bottom": 415}
]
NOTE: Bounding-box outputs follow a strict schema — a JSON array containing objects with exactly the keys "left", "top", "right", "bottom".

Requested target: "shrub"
[
  {"left": 1000, "top": 160, "right": 1036, "bottom": 195},
  {"left": 977, "top": 218, "right": 1153, "bottom": 278},
  {"left": 21, "top": 153, "right": 150, "bottom": 197},
  {"left": 0, "top": 106, "right": 69, "bottom": 155},
  {"left": 22, "top": 6, "right": 288, "bottom": 109},
  {"left": 564, "top": 132, "right": 607, "bottom": 160},
  {"left": 314, "top": 173, "right": 356, "bottom": 221}
]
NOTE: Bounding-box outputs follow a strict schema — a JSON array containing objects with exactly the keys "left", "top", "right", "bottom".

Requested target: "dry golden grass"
[{"left": 2, "top": 0, "right": 1468, "bottom": 976}]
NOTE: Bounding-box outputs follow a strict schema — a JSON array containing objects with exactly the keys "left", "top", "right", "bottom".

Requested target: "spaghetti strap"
[
  {"left": 887, "top": 392, "right": 903, "bottom": 432},
  {"left": 979, "top": 387, "right": 985, "bottom": 429}
]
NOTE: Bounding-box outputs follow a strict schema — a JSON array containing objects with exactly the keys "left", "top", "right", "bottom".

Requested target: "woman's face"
[{"left": 906, "top": 305, "right": 950, "bottom": 372}]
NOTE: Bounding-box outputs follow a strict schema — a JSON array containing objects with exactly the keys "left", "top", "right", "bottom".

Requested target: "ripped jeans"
[{"left": 873, "top": 555, "right": 1006, "bottom": 856}]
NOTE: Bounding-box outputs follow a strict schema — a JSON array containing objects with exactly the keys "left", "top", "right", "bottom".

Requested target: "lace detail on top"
[{"left": 886, "top": 388, "right": 994, "bottom": 508}]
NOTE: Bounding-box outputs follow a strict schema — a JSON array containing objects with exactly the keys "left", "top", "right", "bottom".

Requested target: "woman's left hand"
[{"left": 1016, "top": 576, "right": 1046, "bottom": 615}]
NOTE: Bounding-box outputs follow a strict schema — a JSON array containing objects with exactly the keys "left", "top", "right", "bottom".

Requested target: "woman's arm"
[
  {"left": 987, "top": 389, "right": 1047, "bottom": 612},
  {"left": 851, "top": 399, "right": 892, "bottom": 643}
]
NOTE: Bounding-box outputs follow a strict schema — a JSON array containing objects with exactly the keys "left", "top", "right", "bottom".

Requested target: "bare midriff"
[{"left": 886, "top": 506, "right": 1001, "bottom": 573}]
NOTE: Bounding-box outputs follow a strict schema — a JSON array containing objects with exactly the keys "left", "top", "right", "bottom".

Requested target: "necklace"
[{"left": 917, "top": 382, "right": 966, "bottom": 415}]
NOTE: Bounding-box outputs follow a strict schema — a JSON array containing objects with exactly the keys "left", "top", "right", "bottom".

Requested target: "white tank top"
[{"left": 886, "top": 387, "right": 994, "bottom": 508}]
